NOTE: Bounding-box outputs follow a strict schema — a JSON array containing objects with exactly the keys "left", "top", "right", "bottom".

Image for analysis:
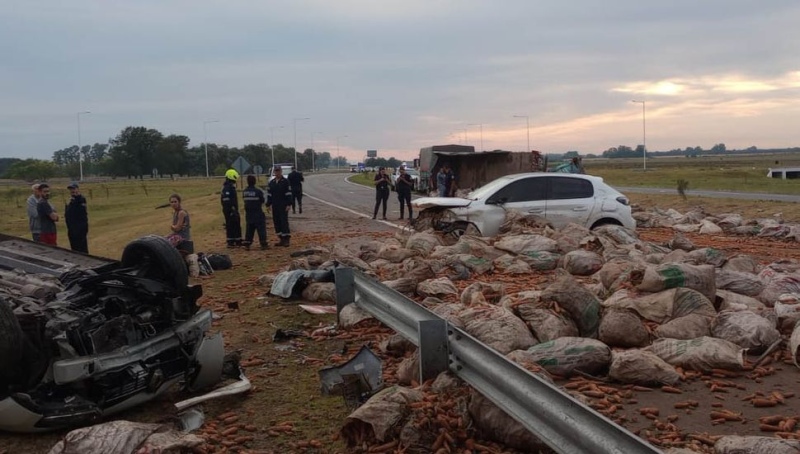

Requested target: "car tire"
[
  {"left": 447, "top": 221, "right": 480, "bottom": 240},
  {"left": 0, "top": 298, "right": 24, "bottom": 386},
  {"left": 121, "top": 235, "right": 189, "bottom": 290}
]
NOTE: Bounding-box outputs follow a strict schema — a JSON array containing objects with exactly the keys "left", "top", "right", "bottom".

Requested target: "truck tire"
[
  {"left": 0, "top": 299, "right": 24, "bottom": 386},
  {"left": 121, "top": 235, "right": 189, "bottom": 290}
]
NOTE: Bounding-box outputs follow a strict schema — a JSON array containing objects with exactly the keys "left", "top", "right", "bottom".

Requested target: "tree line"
[{"left": 1, "top": 126, "right": 352, "bottom": 181}]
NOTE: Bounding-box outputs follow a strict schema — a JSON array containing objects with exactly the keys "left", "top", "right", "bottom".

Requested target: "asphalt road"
[
  {"left": 304, "top": 172, "right": 419, "bottom": 221},
  {"left": 617, "top": 186, "right": 800, "bottom": 203}
]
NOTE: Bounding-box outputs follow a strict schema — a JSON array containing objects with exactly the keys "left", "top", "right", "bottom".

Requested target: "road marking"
[{"left": 303, "top": 192, "right": 404, "bottom": 230}]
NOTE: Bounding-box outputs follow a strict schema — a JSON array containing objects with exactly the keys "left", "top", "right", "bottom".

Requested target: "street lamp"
[
  {"left": 311, "top": 131, "right": 322, "bottom": 171},
  {"left": 269, "top": 125, "right": 284, "bottom": 169},
  {"left": 631, "top": 100, "right": 647, "bottom": 171},
  {"left": 293, "top": 117, "right": 310, "bottom": 169},
  {"left": 468, "top": 123, "right": 483, "bottom": 151},
  {"left": 76, "top": 111, "right": 90, "bottom": 181},
  {"left": 513, "top": 115, "right": 530, "bottom": 152},
  {"left": 203, "top": 119, "right": 220, "bottom": 178},
  {"left": 336, "top": 135, "right": 348, "bottom": 170}
]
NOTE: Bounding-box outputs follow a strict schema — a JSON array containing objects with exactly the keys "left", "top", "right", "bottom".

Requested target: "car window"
[
  {"left": 548, "top": 177, "right": 593, "bottom": 200},
  {"left": 489, "top": 177, "right": 547, "bottom": 203}
]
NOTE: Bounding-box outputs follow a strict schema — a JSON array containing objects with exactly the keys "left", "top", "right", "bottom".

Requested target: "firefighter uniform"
[
  {"left": 267, "top": 169, "right": 293, "bottom": 247},
  {"left": 242, "top": 179, "right": 268, "bottom": 250},
  {"left": 221, "top": 170, "right": 242, "bottom": 247}
]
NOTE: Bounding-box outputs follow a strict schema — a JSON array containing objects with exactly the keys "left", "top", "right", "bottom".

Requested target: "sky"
[{"left": 1, "top": 0, "right": 799, "bottom": 163}]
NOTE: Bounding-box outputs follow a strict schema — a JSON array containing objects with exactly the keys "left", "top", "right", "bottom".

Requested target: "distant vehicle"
[
  {"left": 349, "top": 165, "right": 358, "bottom": 173},
  {"left": 269, "top": 163, "right": 294, "bottom": 182},
  {"left": 412, "top": 173, "right": 634, "bottom": 237},
  {"left": 390, "top": 168, "right": 420, "bottom": 191}
]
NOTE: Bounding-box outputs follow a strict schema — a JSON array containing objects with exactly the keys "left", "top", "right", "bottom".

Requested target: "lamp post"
[
  {"left": 468, "top": 123, "right": 483, "bottom": 151},
  {"left": 336, "top": 135, "right": 348, "bottom": 170},
  {"left": 311, "top": 131, "right": 322, "bottom": 171},
  {"left": 203, "top": 120, "right": 220, "bottom": 178},
  {"left": 513, "top": 115, "right": 530, "bottom": 152},
  {"left": 293, "top": 117, "right": 310, "bottom": 169},
  {"left": 269, "top": 125, "right": 284, "bottom": 169},
  {"left": 631, "top": 100, "right": 646, "bottom": 170},
  {"left": 76, "top": 111, "right": 90, "bottom": 181}
]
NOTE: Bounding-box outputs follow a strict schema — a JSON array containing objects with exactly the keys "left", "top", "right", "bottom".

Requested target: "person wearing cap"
[
  {"left": 395, "top": 166, "right": 414, "bottom": 220},
  {"left": 287, "top": 166, "right": 305, "bottom": 214},
  {"left": 221, "top": 169, "right": 243, "bottom": 248},
  {"left": 373, "top": 167, "right": 391, "bottom": 220},
  {"left": 65, "top": 182, "right": 89, "bottom": 253},
  {"left": 266, "top": 166, "right": 293, "bottom": 247},
  {"left": 26, "top": 183, "right": 42, "bottom": 241},
  {"left": 242, "top": 174, "right": 269, "bottom": 250},
  {"left": 36, "top": 184, "right": 59, "bottom": 246}
]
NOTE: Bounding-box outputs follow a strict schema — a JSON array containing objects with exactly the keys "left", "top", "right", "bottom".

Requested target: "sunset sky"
[{"left": 2, "top": 0, "right": 799, "bottom": 162}]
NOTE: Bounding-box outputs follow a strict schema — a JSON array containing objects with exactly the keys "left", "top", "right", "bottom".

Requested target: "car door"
[
  {"left": 544, "top": 177, "right": 595, "bottom": 227},
  {"left": 483, "top": 176, "right": 548, "bottom": 232}
]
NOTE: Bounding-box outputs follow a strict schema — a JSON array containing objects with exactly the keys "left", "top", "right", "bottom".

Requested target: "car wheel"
[
  {"left": 121, "top": 235, "right": 189, "bottom": 290},
  {"left": 0, "top": 299, "right": 24, "bottom": 387},
  {"left": 447, "top": 222, "right": 480, "bottom": 240}
]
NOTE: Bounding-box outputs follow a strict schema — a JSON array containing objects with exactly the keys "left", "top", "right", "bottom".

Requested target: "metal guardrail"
[{"left": 334, "top": 267, "right": 662, "bottom": 454}]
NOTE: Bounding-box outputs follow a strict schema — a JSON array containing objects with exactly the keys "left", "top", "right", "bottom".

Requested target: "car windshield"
[
  {"left": 466, "top": 176, "right": 517, "bottom": 200},
  {"left": 406, "top": 170, "right": 419, "bottom": 176}
]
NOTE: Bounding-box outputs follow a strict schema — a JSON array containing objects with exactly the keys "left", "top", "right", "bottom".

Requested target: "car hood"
[{"left": 411, "top": 197, "right": 472, "bottom": 209}]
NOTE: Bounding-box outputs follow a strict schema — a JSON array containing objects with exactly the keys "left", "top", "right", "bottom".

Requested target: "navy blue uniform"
[
  {"left": 65, "top": 194, "right": 89, "bottom": 253},
  {"left": 242, "top": 184, "right": 268, "bottom": 248},
  {"left": 221, "top": 180, "right": 242, "bottom": 247},
  {"left": 395, "top": 173, "right": 413, "bottom": 220},
  {"left": 373, "top": 172, "right": 390, "bottom": 219},
  {"left": 267, "top": 176, "right": 293, "bottom": 244},
  {"left": 287, "top": 170, "right": 304, "bottom": 214}
]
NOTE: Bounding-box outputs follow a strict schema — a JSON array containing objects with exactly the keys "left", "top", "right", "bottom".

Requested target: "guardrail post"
[
  {"left": 334, "top": 267, "right": 355, "bottom": 324},
  {"left": 418, "top": 319, "right": 449, "bottom": 382}
]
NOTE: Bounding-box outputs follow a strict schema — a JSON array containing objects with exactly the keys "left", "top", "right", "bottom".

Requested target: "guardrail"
[{"left": 334, "top": 267, "right": 662, "bottom": 454}]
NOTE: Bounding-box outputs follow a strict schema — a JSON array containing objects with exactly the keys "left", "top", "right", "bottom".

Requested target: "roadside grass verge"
[{"left": 347, "top": 172, "right": 376, "bottom": 188}]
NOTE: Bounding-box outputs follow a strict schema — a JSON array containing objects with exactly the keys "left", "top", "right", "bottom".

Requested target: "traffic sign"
[
  {"left": 231, "top": 156, "right": 252, "bottom": 175},
  {"left": 253, "top": 165, "right": 263, "bottom": 175}
]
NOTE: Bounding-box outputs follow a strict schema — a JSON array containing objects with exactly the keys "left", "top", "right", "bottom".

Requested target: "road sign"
[
  {"left": 367, "top": 150, "right": 377, "bottom": 158},
  {"left": 253, "top": 165, "right": 263, "bottom": 175},
  {"left": 231, "top": 156, "right": 251, "bottom": 175}
]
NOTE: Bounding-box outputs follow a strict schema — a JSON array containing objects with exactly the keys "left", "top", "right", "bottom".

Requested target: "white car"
[
  {"left": 411, "top": 173, "right": 635, "bottom": 237},
  {"left": 390, "top": 168, "right": 420, "bottom": 191}
]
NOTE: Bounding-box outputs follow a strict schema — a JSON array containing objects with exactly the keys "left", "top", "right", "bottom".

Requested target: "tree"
[
  {"left": 157, "top": 135, "right": 190, "bottom": 176},
  {"left": 0, "top": 158, "right": 22, "bottom": 178},
  {"left": 5, "top": 159, "right": 59, "bottom": 181},
  {"left": 710, "top": 143, "right": 727, "bottom": 154},
  {"left": 109, "top": 126, "right": 164, "bottom": 178},
  {"left": 317, "top": 152, "right": 332, "bottom": 169},
  {"left": 331, "top": 156, "right": 349, "bottom": 167}
]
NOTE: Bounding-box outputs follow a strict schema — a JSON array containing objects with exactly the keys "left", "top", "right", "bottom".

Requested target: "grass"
[{"left": 348, "top": 171, "right": 377, "bottom": 188}]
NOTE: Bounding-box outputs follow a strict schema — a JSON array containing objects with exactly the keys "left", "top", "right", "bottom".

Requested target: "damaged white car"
[
  {"left": 412, "top": 173, "right": 635, "bottom": 237},
  {"left": 0, "top": 234, "right": 227, "bottom": 432}
]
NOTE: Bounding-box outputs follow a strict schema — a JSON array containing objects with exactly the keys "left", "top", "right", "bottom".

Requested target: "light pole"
[
  {"left": 311, "top": 131, "right": 322, "bottom": 171},
  {"left": 269, "top": 125, "right": 284, "bottom": 169},
  {"left": 76, "top": 111, "right": 90, "bottom": 181},
  {"left": 203, "top": 119, "right": 220, "bottom": 178},
  {"left": 513, "top": 115, "right": 530, "bottom": 152},
  {"left": 336, "top": 135, "right": 348, "bottom": 170},
  {"left": 293, "top": 117, "right": 310, "bottom": 169},
  {"left": 468, "top": 123, "right": 483, "bottom": 151},
  {"left": 631, "top": 100, "right": 647, "bottom": 170}
]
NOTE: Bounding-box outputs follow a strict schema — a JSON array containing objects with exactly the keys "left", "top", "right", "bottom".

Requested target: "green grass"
[{"left": 348, "top": 171, "right": 377, "bottom": 187}]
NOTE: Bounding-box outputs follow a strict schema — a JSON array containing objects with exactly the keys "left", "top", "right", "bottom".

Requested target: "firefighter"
[
  {"left": 287, "top": 166, "right": 304, "bottom": 214},
  {"left": 221, "top": 169, "right": 243, "bottom": 247},
  {"left": 266, "top": 166, "right": 293, "bottom": 247},
  {"left": 242, "top": 174, "right": 268, "bottom": 250}
]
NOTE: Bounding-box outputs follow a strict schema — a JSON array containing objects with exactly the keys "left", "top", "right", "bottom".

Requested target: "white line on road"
[{"left": 304, "top": 191, "right": 404, "bottom": 230}]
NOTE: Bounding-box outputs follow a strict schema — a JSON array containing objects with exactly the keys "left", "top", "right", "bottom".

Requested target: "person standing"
[
  {"left": 395, "top": 167, "right": 413, "bottom": 220},
  {"left": 27, "top": 183, "right": 41, "bottom": 241},
  {"left": 221, "top": 169, "right": 243, "bottom": 248},
  {"left": 445, "top": 166, "right": 458, "bottom": 197},
  {"left": 287, "top": 166, "right": 305, "bottom": 214},
  {"left": 436, "top": 164, "right": 450, "bottom": 197},
  {"left": 373, "top": 167, "right": 390, "bottom": 220},
  {"left": 36, "top": 184, "right": 59, "bottom": 246},
  {"left": 267, "top": 166, "right": 293, "bottom": 247},
  {"left": 242, "top": 175, "right": 268, "bottom": 250},
  {"left": 64, "top": 182, "right": 89, "bottom": 253}
]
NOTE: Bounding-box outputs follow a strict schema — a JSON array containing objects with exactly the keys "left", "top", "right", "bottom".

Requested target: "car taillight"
[{"left": 616, "top": 196, "right": 629, "bottom": 206}]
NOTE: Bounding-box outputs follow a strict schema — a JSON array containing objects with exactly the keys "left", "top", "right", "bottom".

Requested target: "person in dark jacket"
[
  {"left": 395, "top": 167, "right": 413, "bottom": 220},
  {"left": 266, "top": 166, "right": 293, "bottom": 247},
  {"left": 221, "top": 169, "right": 243, "bottom": 248},
  {"left": 64, "top": 182, "right": 89, "bottom": 253},
  {"left": 36, "top": 184, "right": 59, "bottom": 246},
  {"left": 373, "top": 167, "right": 391, "bottom": 220},
  {"left": 242, "top": 175, "right": 268, "bottom": 250},
  {"left": 287, "top": 166, "right": 304, "bottom": 214}
]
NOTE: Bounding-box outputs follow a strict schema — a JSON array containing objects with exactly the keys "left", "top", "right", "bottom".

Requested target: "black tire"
[
  {"left": 0, "top": 299, "right": 24, "bottom": 386},
  {"left": 121, "top": 235, "right": 189, "bottom": 290}
]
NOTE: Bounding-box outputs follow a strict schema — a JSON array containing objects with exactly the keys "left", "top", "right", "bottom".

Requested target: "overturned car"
[{"left": 0, "top": 234, "right": 224, "bottom": 432}]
